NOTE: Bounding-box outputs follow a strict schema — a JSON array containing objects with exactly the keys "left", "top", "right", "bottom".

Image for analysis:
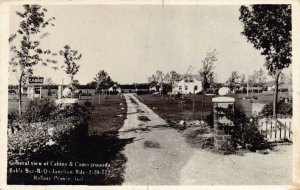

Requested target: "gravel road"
[
  {"left": 118, "top": 93, "right": 293, "bottom": 185},
  {"left": 119, "top": 93, "right": 194, "bottom": 185}
]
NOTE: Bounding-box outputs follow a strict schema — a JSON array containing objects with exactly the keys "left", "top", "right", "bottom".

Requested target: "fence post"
[
  {"left": 270, "top": 120, "right": 272, "bottom": 139},
  {"left": 274, "top": 120, "right": 277, "bottom": 142},
  {"left": 284, "top": 121, "right": 287, "bottom": 138},
  {"left": 289, "top": 122, "right": 291, "bottom": 138},
  {"left": 279, "top": 124, "right": 282, "bottom": 139},
  {"left": 265, "top": 121, "right": 268, "bottom": 138}
]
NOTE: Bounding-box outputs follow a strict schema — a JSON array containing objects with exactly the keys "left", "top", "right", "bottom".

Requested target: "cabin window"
[
  {"left": 185, "top": 85, "right": 188, "bottom": 90},
  {"left": 194, "top": 85, "right": 198, "bottom": 90},
  {"left": 179, "top": 86, "right": 182, "bottom": 90}
]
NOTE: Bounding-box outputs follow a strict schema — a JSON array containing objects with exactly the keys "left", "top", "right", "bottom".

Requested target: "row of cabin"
[{"left": 8, "top": 75, "right": 292, "bottom": 98}]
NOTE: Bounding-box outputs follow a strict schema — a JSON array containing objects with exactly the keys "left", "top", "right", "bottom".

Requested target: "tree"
[
  {"left": 147, "top": 70, "right": 166, "bottom": 95},
  {"left": 59, "top": 45, "right": 82, "bottom": 87},
  {"left": 9, "top": 5, "right": 56, "bottom": 116},
  {"left": 254, "top": 68, "right": 267, "bottom": 87},
  {"left": 86, "top": 81, "right": 97, "bottom": 89},
  {"left": 240, "top": 5, "right": 292, "bottom": 118},
  {"left": 240, "top": 74, "right": 246, "bottom": 87},
  {"left": 199, "top": 49, "right": 217, "bottom": 92},
  {"left": 165, "top": 70, "right": 181, "bottom": 92},
  {"left": 94, "top": 70, "right": 114, "bottom": 94},
  {"left": 226, "top": 71, "right": 240, "bottom": 92}
]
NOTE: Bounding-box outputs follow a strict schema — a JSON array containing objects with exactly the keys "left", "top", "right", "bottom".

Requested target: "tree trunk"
[
  {"left": 201, "top": 90, "right": 205, "bottom": 119},
  {"left": 70, "top": 74, "right": 74, "bottom": 98},
  {"left": 273, "top": 70, "right": 281, "bottom": 119},
  {"left": 18, "top": 81, "right": 22, "bottom": 116}
]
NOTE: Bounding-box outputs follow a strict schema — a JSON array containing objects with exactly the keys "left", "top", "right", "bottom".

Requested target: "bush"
[
  {"left": 84, "top": 101, "right": 92, "bottom": 107},
  {"left": 7, "top": 119, "right": 86, "bottom": 162},
  {"left": 8, "top": 110, "right": 19, "bottom": 125},
  {"left": 219, "top": 142, "right": 236, "bottom": 155},
  {"left": 260, "top": 101, "right": 292, "bottom": 117},
  {"left": 22, "top": 98, "right": 57, "bottom": 123},
  {"left": 8, "top": 103, "right": 90, "bottom": 162},
  {"left": 217, "top": 106, "right": 271, "bottom": 151},
  {"left": 51, "top": 104, "right": 90, "bottom": 125}
]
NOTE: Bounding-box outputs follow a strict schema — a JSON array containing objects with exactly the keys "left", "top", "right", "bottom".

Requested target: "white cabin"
[{"left": 172, "top": 75, "right": 203, "bottom": 94}]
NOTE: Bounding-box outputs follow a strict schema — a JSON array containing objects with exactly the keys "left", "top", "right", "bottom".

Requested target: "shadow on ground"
[{"left": 7, "top": 134, "right": 134, "bottom": 185}]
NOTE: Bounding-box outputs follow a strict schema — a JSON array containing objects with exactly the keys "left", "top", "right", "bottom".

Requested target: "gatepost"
[{"left": 212, "top": 96, "right": 235, "bottom": 149}]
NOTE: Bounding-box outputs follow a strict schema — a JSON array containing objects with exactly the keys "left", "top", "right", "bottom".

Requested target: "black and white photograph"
[{"left": 0, "top": 0, "right": 299, "bottom": 189}]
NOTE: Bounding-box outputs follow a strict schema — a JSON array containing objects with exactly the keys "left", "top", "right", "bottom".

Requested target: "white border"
[{"left": 0, "top": 1, "right": 299, "bottom": 190}]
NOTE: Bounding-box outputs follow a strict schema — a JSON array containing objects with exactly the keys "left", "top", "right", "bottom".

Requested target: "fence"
[{"left": 258, "top": 115, "right": 292, "bottom": 142}]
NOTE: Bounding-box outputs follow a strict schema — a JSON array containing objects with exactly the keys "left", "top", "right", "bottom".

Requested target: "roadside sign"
[{"left": 28, "top": 76, "right": 44, "bottom": 84}]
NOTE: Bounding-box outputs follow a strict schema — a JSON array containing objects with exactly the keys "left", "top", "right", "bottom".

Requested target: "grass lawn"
[
  {"left": 8, "top": 95, "right": 30, "bottom": 113},
  {"left": 137, "top": 92, "right": 286, "bottom": 126},
  {"left": 8, "top": 94, "right": 58, "bottom": 113},
  {"left": 137, "top": 94, "right": 214, "bottom": 127},
  {"left": 88, "top": 94, "right": 127, "bottom": 136}
]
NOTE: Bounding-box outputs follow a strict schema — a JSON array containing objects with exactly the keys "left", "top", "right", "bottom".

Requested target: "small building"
[
  {"left": 264, "top": 81, "right": 290, "bottom": 92},
  {"left": 265, "top": 81, "right": 275, "bottom": 91},
  {"left": 77, "top": 85, "right": 96, "bottom": 95},
  {"left": 119, "top": 83, "right": 150, "bottom": 94},
  {"left": 119, "top": 84, "right": 136, "bottom": 93},
  {"left": 172, "top": 74, "right": 203, "bottom": 94}
]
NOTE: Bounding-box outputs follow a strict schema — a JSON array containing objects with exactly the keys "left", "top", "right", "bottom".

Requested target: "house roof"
[{"left": 264, "top": 81, "right": 275, "bottom": 87}]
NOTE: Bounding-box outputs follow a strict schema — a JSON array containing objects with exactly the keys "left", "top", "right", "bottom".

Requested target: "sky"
[{"left": 9, "top": 4, "right": 282, "bottom": 85}]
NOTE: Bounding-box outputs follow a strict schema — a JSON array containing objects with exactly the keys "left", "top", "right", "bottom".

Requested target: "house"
[
  {"left": 264, "top": 81, "right": 291, "bottom": 92},
  {"left": 265, "top": 81, "right": 275, "bottom": 91},
  {"left": 172, "top": 75, "right": 203, "bottom": 94},
  {"left": 149, "top": 82, "right": 171, "bottom": 94},
  {"left": 108, "top": 84, "right": 122, "bottom": 94}
]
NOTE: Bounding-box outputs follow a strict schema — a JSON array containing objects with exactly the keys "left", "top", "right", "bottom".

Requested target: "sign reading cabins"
[{"left": 28, "top": 76, "right": 44, "bottom": 84}]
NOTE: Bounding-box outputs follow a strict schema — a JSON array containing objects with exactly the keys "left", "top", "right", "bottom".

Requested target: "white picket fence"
[{"left": 258, "top": 116, "right": 292, "bottom": 142}]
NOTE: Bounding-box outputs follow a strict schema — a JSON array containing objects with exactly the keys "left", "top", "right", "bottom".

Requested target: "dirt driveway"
[
  {"left": 118, "top": 93, "right": 194, "bottom": 185},
  {"left": 118, "top": 93, "right": 293, "bottom": 185}
]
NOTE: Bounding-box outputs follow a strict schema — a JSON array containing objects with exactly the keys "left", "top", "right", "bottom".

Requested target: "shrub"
[
  {"left": 7, "top": 120, "right": 85, "bottom": 162},
  {"left": 219, "top": 142, "right": 236, "bottom": 155},
  {"left": 51, "top": 104, "right": 90, "bottom": 125},
  {"left": 217, "top": 106, "right": 271, "bottom": 151},
  {"left": 8, "top": 110, "right": 19, "bottom": 125},
  {"left": 22, "top": 98, "right": 57, "bottom": 123},
  {"left": 8, "top": 103, "right": 90, "bottom": 162},
  {"left": 84, "top": 101, "right": 92, "bottom": 107},
  {"left": 260, "top": 101, "right": 292, "bottom": 117}
]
